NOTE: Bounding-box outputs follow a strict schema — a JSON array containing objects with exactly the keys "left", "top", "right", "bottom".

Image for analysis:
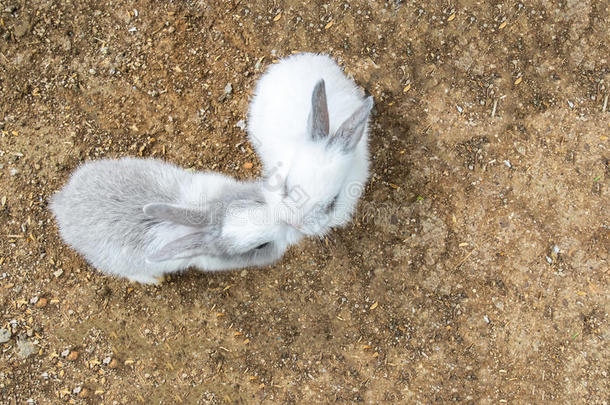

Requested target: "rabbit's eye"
[
  {"left": 326, "top": 194, "right": 339, "bottom": 213},
  {"left": 255, "top": 242, "right": 270, "bottom": 250}
]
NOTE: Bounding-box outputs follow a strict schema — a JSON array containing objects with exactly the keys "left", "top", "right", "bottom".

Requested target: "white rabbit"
[
  {"left": 49, "top": 158, "right": 293, "bottom": 284},
  {"left": 247, "top": 52, "right": 374, "bottom": 239}
]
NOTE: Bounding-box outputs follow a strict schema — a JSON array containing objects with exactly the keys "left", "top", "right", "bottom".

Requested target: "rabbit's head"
[
  {"left": 143, "top": 197, "right": 285, "bottom": 264},
  {"left": 263, "top": 79, "right": 373, "bottom": 237}
]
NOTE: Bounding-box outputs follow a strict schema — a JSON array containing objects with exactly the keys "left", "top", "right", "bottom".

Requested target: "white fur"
[
  {"left": 50, "top": 158, "right": 291, "bottom": 284},
  {"left": 248, "top": 53, "right": 372, "bottom": 238}
]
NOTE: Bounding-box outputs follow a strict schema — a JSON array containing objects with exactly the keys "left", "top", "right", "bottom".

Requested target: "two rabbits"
[{"left": 51, "top": 53, "right": 374, "bottom": 283}]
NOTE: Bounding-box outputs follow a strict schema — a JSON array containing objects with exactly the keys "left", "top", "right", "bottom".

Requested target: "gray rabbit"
[{"left": 50, "top": 158, "right": 292, "bottom": 283}]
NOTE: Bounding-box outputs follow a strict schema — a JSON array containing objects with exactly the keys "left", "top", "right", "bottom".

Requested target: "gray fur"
[
  {"left": 50, "top": 158, "right": 180, "bottom": 259},
  {"left": 148, "top": 231, "right": 218, "bottom": 262},
  {"left": 329, "top": 96, "right": 374, "bottom": 151},
  {"left": 222, "top": 180, "right": 264, "bottom": 200},
  {"left": 143, "top": 203, "right": 213, "bottom": 227},
  {"left": 308, "top": 79, "right": 330, "bottom": 140}
]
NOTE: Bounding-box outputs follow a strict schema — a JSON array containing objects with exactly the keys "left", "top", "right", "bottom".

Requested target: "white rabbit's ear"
[
  {"left": 330, "top": 96, "right": 374, "bottom": 151},
  {"left": 147, "top": 231, "right": 217, "bottom": 262},
  {"left": 143, "top": 203, "right": 212, "bottom": 227},
  {"left": 307, "top": 79, "right": 330, "bottom": 141}
]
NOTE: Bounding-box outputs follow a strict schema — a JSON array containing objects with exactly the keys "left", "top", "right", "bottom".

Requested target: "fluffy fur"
[
  {"left": 248, "top": 53, "right": 374, "bottom": 239},
  {"left": 49, "top": 158, "right": 292, "bottom": 284}
]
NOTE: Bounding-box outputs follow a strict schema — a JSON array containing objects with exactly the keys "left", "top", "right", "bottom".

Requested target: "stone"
[
  {"left": 16, "top": 338, "right": 37, "bottom": 358},
  {"left": 0, "top": 328, "right": 11, "bottom": 344}
]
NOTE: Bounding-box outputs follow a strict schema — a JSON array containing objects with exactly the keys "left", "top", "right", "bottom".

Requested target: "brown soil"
[{"left": 1, "top": 1, "right": 608, "bottom": 404}]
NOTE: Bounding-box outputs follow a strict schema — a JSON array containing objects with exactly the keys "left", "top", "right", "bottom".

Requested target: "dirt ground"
[{"left": 0, "top": 0, "right": 608, "bottom": 403}]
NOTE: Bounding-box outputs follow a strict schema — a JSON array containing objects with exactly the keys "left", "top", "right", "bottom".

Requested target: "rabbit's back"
[
  {"left": 51, "top": 158, "right": 185, "bottom": 229},
  {"left": 50, "top": 158, "right": 188, "bottom": 276}
]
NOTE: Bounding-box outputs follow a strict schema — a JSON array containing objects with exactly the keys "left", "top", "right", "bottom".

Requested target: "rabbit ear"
[
  {"left": 147, "top": 231, "right": 219, "bottom": 262},
  {"left": 330, "top": 96, "right": 374, "bottom": 151},
  {"left": 307, "top": 79, "right": 330, "bottom": 141},
  {"left": 143, "top": 203, "right": 212, "bottom": 227}
]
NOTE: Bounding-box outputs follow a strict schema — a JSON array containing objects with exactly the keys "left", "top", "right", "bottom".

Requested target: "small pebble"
[
  {"left": 0, "top": 328, "right": 11, "bottom": 343},
  {"left": 67, "top": 351, "right": 79, "bottom": 361},
  {"left": 224, "top": 83, "right": 233, "bottom": 95},
  {"left": 53, "top": 269, "right": 63, "bottom": 278},
  {"left": 35, "top": 298, "right": 48, "bottom": 308},
  {"left": 16, "top": 338, "right": 37, "bottom": 358},
  {"left": 235, "top": 119, "right": 246, "bottom": 130},
  {"left": 218, "top": 83, "right": 233, "bottom": 102}
]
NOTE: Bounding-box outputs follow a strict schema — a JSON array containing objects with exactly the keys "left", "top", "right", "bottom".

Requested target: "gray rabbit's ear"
[
  {"left": 143, "top": 203, "right": 212, "bottom": 227},
  {"left": 308, "top": 79, "right": 330, "bottom": 141},
  {"left": 330, "top": 96, "right": 374, "bottom": 151},
  {"left": 147, "top": 231, "right": 218, "bottom": 262}
]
